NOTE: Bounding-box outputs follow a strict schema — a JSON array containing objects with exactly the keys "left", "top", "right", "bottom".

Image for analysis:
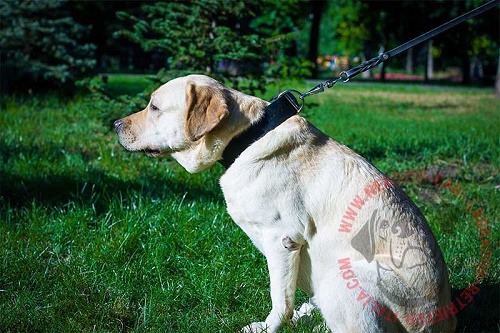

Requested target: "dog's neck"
[
  {"left": 169, "top": 91, "right": 299, "bottom": 173},
  {"left": 219, "top": 92, "right": 300, "bottom": 169}
]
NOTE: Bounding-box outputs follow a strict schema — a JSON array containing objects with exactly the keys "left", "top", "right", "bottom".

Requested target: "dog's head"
[{"left": 114, "top": 75, "right": 264, "bottom": 173}]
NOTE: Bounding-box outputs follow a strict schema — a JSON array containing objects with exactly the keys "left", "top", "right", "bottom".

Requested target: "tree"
[
  {"left": 318, "top": 0, "right": 369, "bottom": 57},
  {"left": 316, "top": 0, "right": 370, "bottom": 76},
  {"left": 0, "top": 0, "right": 96, "bottom": 92},
  {"left": 307, "top": 0, "right": 326, "bottom": 78},
  {"left": 113, "top": 0, "right": 315, "bottom": 93},
  {"left": 250, "top": 0, "right": 314, "bottom": 82},
  {"left": 114, "top": 1, "right": 267, "bottom": 93},
  {"left": 496, "top": 54, "right": 500, "bottom": 96},
  {"left": 65, "top": 1, "right": 146, "bottom": 73}
]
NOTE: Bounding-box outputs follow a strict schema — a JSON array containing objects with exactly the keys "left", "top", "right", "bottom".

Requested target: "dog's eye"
[{"left": 150, "top": 104, "right": 159, "bottom": 111}]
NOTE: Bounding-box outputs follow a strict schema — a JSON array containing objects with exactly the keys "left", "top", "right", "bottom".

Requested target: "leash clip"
[{"left": 299, "top": 77, "right": 342, "bottom": 100}]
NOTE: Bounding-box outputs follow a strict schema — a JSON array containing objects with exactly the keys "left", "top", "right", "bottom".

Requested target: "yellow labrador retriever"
[{"left": 114, "top": 75, "right": 456, "bottom": 332}]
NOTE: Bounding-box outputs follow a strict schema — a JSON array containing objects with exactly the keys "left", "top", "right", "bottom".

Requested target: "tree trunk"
[
  {"left": 495, "top": 54, "right": 500, "bottom": 97},
  {"left": 459, "top": 25, "right": 471, "bottom": 85},
  {"left": 361, "top": 53, "right": 371, "bottom": 78},
  {"left": 406, "top": 48, "right": 414, "bottom": 74},
  {"left": 362, "top": 42, "right": 374, "bottom": 79},
  {"left": 379, "top": 44, "right": 386, "bottom": 82},
  {"left": 425, "top": 40, "right": 433, "bottom": 82},
  {"left": 461, "top": 53, "right": 471, "bottom": 85},
  {"left": 308, "top": 0, "right": 325, "bottom": 78}
]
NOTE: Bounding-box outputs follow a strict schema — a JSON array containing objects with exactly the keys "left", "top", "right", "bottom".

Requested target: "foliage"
[
  {"left": 265, "top": 56, "right": 314, "bottom": 90},
  {"left": 114, "top": 1, "right": 267, "bottom": 94},
  {"left": 250, "top": 0, "right": 305, "bottom": 53},
  {"left": 320, "top": 0, "right": 369, "bottom": 57},
  {"left": 0, "top": 0, "right": 96, "bottom": 91},
  {"left": 111, "top": 0, "right": 321, "bottom": 96},
  {"left": 2, "top": 0, "right": 496, "bottom": 93},
  {"left": 77, "top": 0, "right": 318, "bottom": 107},
  {"left": 77, "top": 75, "right": 153, "bottom": 118}
]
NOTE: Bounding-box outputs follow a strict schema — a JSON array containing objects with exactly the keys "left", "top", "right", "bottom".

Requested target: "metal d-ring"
[{"left": 278, "top": 89, "right": 305, "bottom": 113}]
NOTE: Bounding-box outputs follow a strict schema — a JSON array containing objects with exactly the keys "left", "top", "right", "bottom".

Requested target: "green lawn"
[{"left": 1, "top": 76, "right": 498, "bottom": 332}]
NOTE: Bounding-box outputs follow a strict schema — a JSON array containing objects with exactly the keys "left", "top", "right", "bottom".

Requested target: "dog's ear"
[
  {"left": 351, "top": 209, "right": 377, "bottom": 263},
  {"left": 185, "top": 81, "right": 229, "bottom": 142}
]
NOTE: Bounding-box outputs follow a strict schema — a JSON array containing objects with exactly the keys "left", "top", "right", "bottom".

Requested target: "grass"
[{"left": 1, "top": 75, "right": 499, "bottom": 332}]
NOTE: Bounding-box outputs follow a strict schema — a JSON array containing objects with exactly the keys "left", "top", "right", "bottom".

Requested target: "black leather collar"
[{"left": 219, "top": 91, "right": 300, "bottom": 169}]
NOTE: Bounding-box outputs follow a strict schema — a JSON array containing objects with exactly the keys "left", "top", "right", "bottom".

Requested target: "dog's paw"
[
  {"left": 292, "top": 302, "right": 316, "bottom": 325},
  {"left": 240, "top": 322, "right": 271, "bottom": 333}
]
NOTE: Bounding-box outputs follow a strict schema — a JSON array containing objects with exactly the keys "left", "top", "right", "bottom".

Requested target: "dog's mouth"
[{"left": 143, "top": 147, "right": 162, "bottom": 157}]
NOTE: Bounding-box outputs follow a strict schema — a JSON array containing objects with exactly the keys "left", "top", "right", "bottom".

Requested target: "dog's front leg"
[{"left": 242, "top": 233, "right": 303, "bottom": 333}]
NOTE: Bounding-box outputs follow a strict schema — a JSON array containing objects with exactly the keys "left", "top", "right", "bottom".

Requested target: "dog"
[{"left": 114, "top": 74, "right": 456, "bottom": 332}]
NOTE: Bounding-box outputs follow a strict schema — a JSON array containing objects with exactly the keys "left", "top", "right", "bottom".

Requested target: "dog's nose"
[{"left": 114, "top": 119, "right": 123, "bottom": 133}]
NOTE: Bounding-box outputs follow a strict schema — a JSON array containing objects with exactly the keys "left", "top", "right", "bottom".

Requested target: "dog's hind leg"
[{"left": 316, "top": 268, "right": 407, "bottom": 333}]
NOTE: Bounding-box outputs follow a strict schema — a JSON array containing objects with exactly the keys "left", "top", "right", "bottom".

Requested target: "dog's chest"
[
  {"left": 220, "top": 162, "right": 306, "bottom": 249},
  {"left": 221, "top": 164, "right": 298, "bottom": 221}
]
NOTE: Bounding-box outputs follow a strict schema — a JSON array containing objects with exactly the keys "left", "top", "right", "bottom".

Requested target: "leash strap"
[{"left": 301, "top": 0, "right": 499, "bottom": 99}]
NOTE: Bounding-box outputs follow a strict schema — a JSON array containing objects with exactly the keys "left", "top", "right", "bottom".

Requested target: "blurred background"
[{"left": 1, "top": 0, "right": 498, "bottom": 94}]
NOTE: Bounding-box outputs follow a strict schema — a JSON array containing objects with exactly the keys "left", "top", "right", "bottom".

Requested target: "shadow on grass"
[
  {"left": 1, "top": 166, "right": 223, "bottom": 215},
  {"left": 0, "top": 137, "right": 223, "bottom": 218},
  {"left": 454, "top": 283, "right": 499, "bottom": 333}
]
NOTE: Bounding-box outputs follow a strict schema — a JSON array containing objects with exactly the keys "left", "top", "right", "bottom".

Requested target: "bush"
[{"left": 0, "top": 0, "right": 96, "bottom": 92}]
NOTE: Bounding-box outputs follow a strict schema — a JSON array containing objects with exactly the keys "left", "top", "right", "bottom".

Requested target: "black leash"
[
  {"left": 300, "top": 0, "right": 499, "bottom": 99},
  {"left": 219, "top": 0, "right": 498, "bottom": 169}
]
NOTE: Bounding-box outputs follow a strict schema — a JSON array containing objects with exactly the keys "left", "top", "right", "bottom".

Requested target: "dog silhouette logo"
[{"left": 351, "top": 208, "right": 432, "bottom": 307}]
